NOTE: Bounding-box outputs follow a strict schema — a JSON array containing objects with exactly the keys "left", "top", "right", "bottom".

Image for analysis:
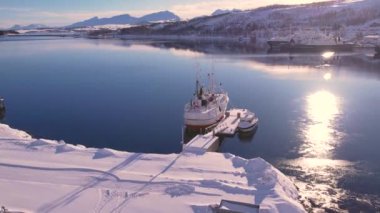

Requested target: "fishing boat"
[
  {"left": 184, "top": 75, "right": 229, "bottom": 129},
  {"left": 268, "top": 31, "right": 354, "bottom": 53}
]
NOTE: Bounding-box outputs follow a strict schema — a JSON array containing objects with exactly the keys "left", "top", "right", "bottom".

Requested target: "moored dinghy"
[
  {"left": 238, "top": 110, "right": 259, "bottom": 133},
  {"left": 238, "top": 117, "right": 259, "bottom": 132}
]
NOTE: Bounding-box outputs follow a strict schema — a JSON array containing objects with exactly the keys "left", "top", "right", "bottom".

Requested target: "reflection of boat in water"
[
  {"left": 375, "top": 46, "right": 380, "bottom": 59},
  {"left": 0, "top": 97, "right": 5, "bottom": 120},
  {"left": 0, "top": 97, "right": 5, "bottom": 110},
  {"left": 184, "top": 75, "right": 229, "bottom": 129},
  {"left": 268, "top": 31, "right": 354, "bottom": 53}
]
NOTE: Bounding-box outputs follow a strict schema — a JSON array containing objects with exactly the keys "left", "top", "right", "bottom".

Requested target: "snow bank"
[
  {"left": 0, "top": 123, "right": 305, "bottom": 213},
  {"left": 0, "top": 124, "right": 31, "bottom": 140},
  {"left": 93, "top": 148, "right": 122, "bottom": 159},
  {"left": 56, "top": 143, "right": 82, "bottom": 153},
  {"left": 29, "top": 139, "right": 59, "bottom": 147}
]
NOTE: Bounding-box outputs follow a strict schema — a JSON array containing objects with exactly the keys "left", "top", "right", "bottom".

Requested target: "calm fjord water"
[{"left": 1, "top": 37, "right": 380, "bottom": 211}]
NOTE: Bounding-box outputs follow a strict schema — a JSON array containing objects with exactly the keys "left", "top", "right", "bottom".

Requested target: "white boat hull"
[
  {"left": 238, "top": 118, "right": 259, "bottom": 133},
  {"left": 184, "top": 114, "right": 224, "bottom": 128}
]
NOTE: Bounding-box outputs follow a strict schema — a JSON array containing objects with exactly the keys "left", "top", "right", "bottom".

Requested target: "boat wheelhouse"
[{"left": 184, "top": 75, "right": 229, "bottom": 129}]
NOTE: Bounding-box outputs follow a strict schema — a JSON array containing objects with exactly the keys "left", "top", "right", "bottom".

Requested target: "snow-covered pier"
[
  {"left": 183, "top": 134, "right": 219, "bottom": 153},
  {"left": 214, "top": 108, "right": 256, "bottom": 136},
  {"left": 183, "top": 108, "right": 258, "bottom": 153}
]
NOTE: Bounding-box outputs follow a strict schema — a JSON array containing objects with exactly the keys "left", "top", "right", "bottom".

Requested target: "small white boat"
[
  {"left": 238, "top": 112, "right": 259, "bottom": 133},
  {"left": 184, "top": 75, "right": 229, "bottom": 129}
]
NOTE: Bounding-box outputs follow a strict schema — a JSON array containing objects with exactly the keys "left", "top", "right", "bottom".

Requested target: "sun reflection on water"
[
  {"left": 288, "top": 90, "right": 350, "bottom": 210},
  {"left": 300, "top": 90, "right": 342, "bottom": 158},
  {"left": 323, "top": 72, "right": 332, "bottom": 81},
  {"left": 322, "top": 51, "right": 335, "bottom": 59}
]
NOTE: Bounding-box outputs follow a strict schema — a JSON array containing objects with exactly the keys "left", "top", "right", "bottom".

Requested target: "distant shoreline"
[{"left": 2, "top": 34, "right": 380, "bottom": 54}]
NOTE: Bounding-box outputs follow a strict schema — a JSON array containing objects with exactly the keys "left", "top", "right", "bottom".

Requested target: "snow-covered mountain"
[
  {"left": 139, "top": 11, "right": 181, "bottom": 22},
  {"left": 68, "top": 11, "right": 180, "bottom": 28},
  {"left": 211, "top": 9, "right": 242, "bottom": 16},
  {"left": 9, "top": 24, "right": 49, "bottom": 30},
  {"left": 119, "top": 0, "right": 380, "bottom": 45}
]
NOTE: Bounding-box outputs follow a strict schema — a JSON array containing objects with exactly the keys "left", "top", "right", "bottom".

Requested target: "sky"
[{"left": 0, "top": 0, "right": 328, "bottom": 28}]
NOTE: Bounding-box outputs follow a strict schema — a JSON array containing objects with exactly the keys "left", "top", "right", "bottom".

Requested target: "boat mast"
[
  {"left": 195, "top": 62, "right": 202, "bottom": 98},
  {"left": 211, "top": 57, "right": 215, "bottom": 93}
]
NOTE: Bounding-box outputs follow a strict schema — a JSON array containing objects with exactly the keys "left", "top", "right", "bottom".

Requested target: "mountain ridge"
[
  {"left": 9, "top": 24, "right": 49, "bottom": 30},
  {"left": 68, "top": 11, "right": 180, "bottom": 28},
  {"left": 118, "top": 0, "right": 380, "bottom": 45}
]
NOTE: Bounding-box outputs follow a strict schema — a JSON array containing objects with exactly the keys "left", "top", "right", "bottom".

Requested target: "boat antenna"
[
  {"left": 212, "top": 73, "right": 215, "bottom": 92},
  {"left": 195, "top": 62, "right": 202, "bottom": 96},
  {"left": 207, "top": 73, "right": 211, "bottom": 92}
]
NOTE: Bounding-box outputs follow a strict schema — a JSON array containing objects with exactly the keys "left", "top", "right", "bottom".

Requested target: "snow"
[
  {"left": 74, "top": 24, "right": 133, "bottom": 31},
  {"left": 0, "top": 123, "right": 305, "bottom": 213}
]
